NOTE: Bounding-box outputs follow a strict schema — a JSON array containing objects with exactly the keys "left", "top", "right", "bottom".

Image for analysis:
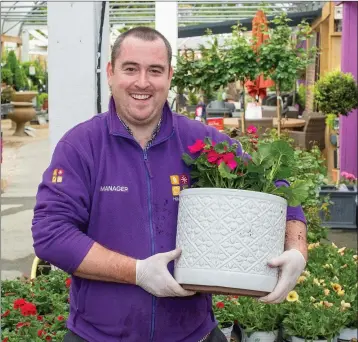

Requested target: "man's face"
[{"left": 107, "top": 36, "right": 173, "bottom": 126}]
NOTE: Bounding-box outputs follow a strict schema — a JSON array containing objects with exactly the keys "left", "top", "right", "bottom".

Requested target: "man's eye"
[{"left": 125, "top": 68, "right": 136, "bottom": 72}]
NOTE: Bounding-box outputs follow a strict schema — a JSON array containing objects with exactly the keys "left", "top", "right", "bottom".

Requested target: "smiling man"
[{"left": 32, "top": 27, "right": 307, "bottom": 342}]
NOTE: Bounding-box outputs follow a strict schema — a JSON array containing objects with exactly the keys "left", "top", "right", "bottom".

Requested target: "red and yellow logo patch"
[{"left": 52, "top": 169, "right": 64, "bottom": 183}]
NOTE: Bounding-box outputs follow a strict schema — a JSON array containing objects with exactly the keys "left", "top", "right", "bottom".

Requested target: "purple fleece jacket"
[{"left": 32, "top": 97, "right": 306, "bottom": 342}]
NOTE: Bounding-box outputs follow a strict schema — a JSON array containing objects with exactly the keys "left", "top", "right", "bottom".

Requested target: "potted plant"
[
  {"left": 174, "top": 136, "right": 309, "bottom": 296},
  {"left": 314, "top": 70, "right": 358, "bottom": 184},
  {"left": 232, "top": 296, "right": 283, "bottom": 342},
  {"left": 319, "top": 173, "right": 358, "bottom": 229},
  {"left": 212, "top": 295, "right": 236, "bottom": 340},
  {"left": 258, "top": 12, "right": 317, "bottom": 135},
  {"left": 1, "top": 85, "right": 15, "bottom": 116}
]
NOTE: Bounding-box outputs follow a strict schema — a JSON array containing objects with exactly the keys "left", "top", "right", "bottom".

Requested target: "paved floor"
[
  {"left": 1, "top": 121, "right": 51, "bottom": 280},
  {"left": 0, "top": 121, "right": 357, "bottom": 280}
]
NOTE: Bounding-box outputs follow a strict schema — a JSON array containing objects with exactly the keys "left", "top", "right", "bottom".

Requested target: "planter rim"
[{"left": 180, "top": 187, "right": 287, "bottom": 205}]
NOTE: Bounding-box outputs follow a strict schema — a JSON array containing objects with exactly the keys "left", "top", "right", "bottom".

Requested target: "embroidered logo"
[
  {"left": 52, "top": 169, "right": 64, "bottom": 183},
  {"left": 170, "top": 173, "right": 189, "bottom": 200},
  {"left": 170, "top": 175, "right": 180, "bottom": 185},
  {"left": 100, "top": 185, "right": 128, "bottom": 192}
]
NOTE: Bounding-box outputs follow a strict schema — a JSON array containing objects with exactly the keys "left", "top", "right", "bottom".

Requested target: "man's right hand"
[{"left": 136, "top": 248, "right": 195, "bottom": 297}]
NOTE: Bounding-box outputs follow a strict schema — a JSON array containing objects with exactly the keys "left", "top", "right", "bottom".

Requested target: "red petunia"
[
  {"left": 207, "top": 150, "right": 221, "bottom": 163},
  {"left": 13, "top": 298, "right": 27, "bottom": 309},
  {"left": 65, "top": 278, "right": 71, "bottom": 288},
  {"left": 20, "top": 302, "right": 37, "bottom": 316},
  {"left": 1, "top": 309, "right": 10, "bottom": 318},
  {"left": 3, "top": 338, "right": 9, "bottom": 342},
  {"left": 46, "top": 336, "right": 52, "bottom": 341},
  {"left": 216, "top": 301, "right": 225, "bottom": 309},
  {"left": 38, "top": 330, "right": 46, "bottom": 337},
  {"left": 57, "top": 315, "right": 65, "bottom": 321},
  {"left": 246, "top": 125, "right": 257, "bottom": 134},
  {"left": 37, "top": 315, "right": 43, "bottom": 321},
  {"left": 188, "top": 140, "right": 205, "bottom": 153},
  {"left": 222, "top": 152, "right": 237, "bottom": 170}
]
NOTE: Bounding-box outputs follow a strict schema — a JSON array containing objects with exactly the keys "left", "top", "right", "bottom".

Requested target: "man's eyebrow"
[{"left": 120, "top": 61, "right": 165, "bottom": 71}]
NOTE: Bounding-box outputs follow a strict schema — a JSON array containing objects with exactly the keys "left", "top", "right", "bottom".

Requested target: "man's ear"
[
  {"left": 168, "top": 65, "right": 174, "bottom": 80},
  {"left": 107, "top": 61, "right": 113, "bottom": 87}
]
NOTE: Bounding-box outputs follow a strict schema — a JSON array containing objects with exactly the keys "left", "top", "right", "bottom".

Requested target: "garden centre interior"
[{"left": 1, "top": 1, "right": 357, "bottom": 341}]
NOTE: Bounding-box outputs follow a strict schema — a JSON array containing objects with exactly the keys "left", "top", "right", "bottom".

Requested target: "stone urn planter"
[
  {"left": 8, "top": 102, "right": 36, "bottom": 136},
  {"left": 174, "top": 188, "right": 287, "bottom": 297},
  {"left": 9, "top": 91, "right": 37, "bottom": 136},
  {"left": 11, "top": 91, "right": 38, "bottom": 103}
]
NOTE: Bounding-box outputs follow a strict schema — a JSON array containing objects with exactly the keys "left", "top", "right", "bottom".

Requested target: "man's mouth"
[{"left": 130, "top": 94, "right": 152, "bottom": 101}]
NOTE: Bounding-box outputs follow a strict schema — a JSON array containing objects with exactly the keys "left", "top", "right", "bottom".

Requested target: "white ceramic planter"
[
  {"left": 221, "top": 324, "right": 233, "bottom": 341},
  {"left": 174, "top": 188, "right": 287, "bottom": 295},
  {"left": 244, "top": 330, "right": 278, "bottom": 342},
  {"left": 337, "top": 328, "right": 358, "bottom": 342}
]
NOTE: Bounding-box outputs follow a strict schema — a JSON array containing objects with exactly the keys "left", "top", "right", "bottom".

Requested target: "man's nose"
[{"left": 135, "top": 71, "right": 150, "bottom": 89}]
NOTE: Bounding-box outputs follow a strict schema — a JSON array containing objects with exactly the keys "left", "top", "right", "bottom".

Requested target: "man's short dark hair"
[{"left": 111, "top": 26, "right": 172, "bottom": 70}]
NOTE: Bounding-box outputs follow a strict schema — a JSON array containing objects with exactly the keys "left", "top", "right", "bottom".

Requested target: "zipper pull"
[{"left": 144, "top": 152, "right": 153, "bottom": 178}]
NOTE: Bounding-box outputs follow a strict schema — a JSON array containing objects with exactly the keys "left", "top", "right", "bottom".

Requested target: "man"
[{"left": 32, "top": 27, "right": 307, "bottom": 342}]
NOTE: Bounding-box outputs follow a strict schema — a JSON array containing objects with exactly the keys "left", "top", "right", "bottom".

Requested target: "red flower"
[
  {"left": 222, "top": 152, "right": 237, "bottom": 170},
  {"left": 188, "top": 140, "right": 205, "bottom": 153},
  {"left": 65, "top": 277, "right": 71, "bottom": 288},
  {"left": 57, "top": 315, "right": 65, "bottom": 321},
  {"left": 207, "top": 150, "right": 221, "bottom": 163},
  {"left": 37, "top": 315, "right": 43, "bottom": 321},
  {"left": 246, "top": 125, "right": 257, "bottom": 134},
  {"left": 46, "top": 336, "right": 52, "bottom": 341},
  {"left": 216, "top": 301, "right": 225, "bottom": 309},
  {"left": 13, "top": 298, "right": 27, "bottom": 309},
  {"left": 3, "top": 338, "right": 9, "bottom": 342},
  {"left": 16, "top": 322, "right": 30, "bottom": 329},
  {"left": 1, "top": 309, "right": 10, "bottom": 318},
  {"left": 38, "top": 330, "right": 46, "bottom": 337},
  {"left": 20, "top": 302, "right": 37, "bottom": 316}
]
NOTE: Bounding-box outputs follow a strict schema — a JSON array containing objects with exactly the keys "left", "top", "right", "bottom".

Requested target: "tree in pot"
[
  {"left": 313, "top": 70, "right": 358, "bottom": 184},
  {"left": 258, "top": 12, "right": 317, "bottom": 136},
  {"left": 172, "top": 30, "right": 231, "bottom": 105},
  {"left": 225, "top": 23, "right": 260, "bottom": 131}
]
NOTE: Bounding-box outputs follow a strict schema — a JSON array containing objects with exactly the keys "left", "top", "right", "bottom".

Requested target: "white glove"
[
  {"left": 136, "top": 248, "right": 196, "bottom": 298},
  {"left": 259, "top": 249, "right": 306, "bottom": 304}
]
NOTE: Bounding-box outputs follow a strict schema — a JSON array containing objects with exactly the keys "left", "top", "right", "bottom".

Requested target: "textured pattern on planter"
[{"left": 174, "top": 188, "right": 287, "bottom": 293}]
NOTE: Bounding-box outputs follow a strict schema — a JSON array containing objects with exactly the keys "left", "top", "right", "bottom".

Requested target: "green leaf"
[
  {"left": 271, "top": 140, "right": 294, "bottom": 162},
  {"left": 182, "top": 153, "right": 194, "bottom": 166},
  {"left": 218, "top": 162, "right": 237, "bottom": 180},
  {"left": 214, "top": 141, "right": 229, "bottom": 153}
]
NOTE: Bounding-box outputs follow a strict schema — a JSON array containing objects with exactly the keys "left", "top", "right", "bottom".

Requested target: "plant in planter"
[
  {"left": 174, "top": 136, "right": 309, "bottom": 296},
  {"left": 258, "top": 12, "right": 317, "bottom": 135},
  {"left": 314, "top": 70, "right": 358, "bottom": 185},
  {"left": 212, "top": 295, "right": 237, "bottom": 340},
  {"left": 232, "top": 296, "right": 283, "bottom": 342}
]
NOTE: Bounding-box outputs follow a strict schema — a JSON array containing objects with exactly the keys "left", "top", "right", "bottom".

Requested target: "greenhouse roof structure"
[{"left": 1, "top": 1, "right": 325, "bottom": 37}]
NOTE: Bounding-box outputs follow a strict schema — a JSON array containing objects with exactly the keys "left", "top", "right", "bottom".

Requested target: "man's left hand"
[{"left": 258, "top": 249, "right": 306, "bottom": 304}]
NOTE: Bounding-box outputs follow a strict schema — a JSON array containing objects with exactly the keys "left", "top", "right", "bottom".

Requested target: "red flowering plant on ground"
[
  {"left": 183, "top": 132, "right": 310, "bottom": 206},
  {"left": 212, "top": 295, "right": 238, "bottom": 328},
  {"left": 1, "top": 271, "right": 70, "bottom": 341}
]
